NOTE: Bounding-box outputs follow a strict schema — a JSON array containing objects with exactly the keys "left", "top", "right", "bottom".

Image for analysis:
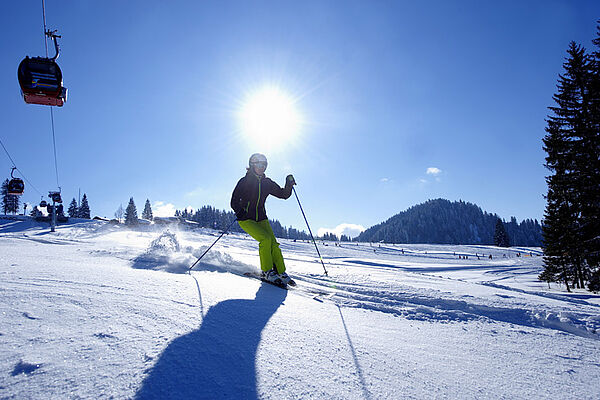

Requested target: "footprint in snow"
[
  {"left": 93, "top": 332, "right": 117, "bottom": 340},
  {"left": 11, "top": 360, "right": 42, "bottom": 376},
  {"left": 22, "top": 312, "right": 38, "bottom": 320}
]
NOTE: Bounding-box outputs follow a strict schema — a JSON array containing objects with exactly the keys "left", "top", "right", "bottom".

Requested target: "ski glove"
[{"left": 286, "top": 174, "right": 296, "bottom": 186}]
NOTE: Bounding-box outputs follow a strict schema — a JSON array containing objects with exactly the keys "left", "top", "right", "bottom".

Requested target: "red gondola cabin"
[{"left": 18, "top": 56, "right": 67, "bottom": 107}]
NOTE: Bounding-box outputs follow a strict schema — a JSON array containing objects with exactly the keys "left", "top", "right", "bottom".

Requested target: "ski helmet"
[{"left": 249, "top": 153, "right": 268, "bottom": 169}]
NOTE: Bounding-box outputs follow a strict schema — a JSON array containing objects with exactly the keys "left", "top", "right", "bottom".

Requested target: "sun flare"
[{"left": 238, "top": 86, "right": 302, "bottom": 150}]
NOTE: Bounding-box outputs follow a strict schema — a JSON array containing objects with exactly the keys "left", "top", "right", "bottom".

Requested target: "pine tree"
[
  {"left": 541, "top": 41, "right": 594, "bottom": 290},
  {"left": 1, "top": 179, "right": 10, "bottom": 214},
  {"left": 1, "top": 179, "right": 20, "bottom": 215},
  {"left": 68, "top": 198, "right": 79, "bottom": 218},
  {"left": 541, "top": 184, "right": 575, "bottom": 290},
  {"left": 79, "top": 194, "right": 91, "bottom": 219},
  {"left": 493, "top": 218, "right": 510, "bottom": 247},
  {"left": 124, "top": 197, "right": 138, "bottom": 226},
  {"left": 582, "top": 21, "right": 600, "bottom": 287},
  {"left": 142, "top": 199, "right": 153, "bottom": 220}
]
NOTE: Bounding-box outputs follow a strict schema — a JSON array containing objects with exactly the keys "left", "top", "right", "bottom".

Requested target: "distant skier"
[{"left": 231, "top": 153, "right": 296, "bottom": 286}]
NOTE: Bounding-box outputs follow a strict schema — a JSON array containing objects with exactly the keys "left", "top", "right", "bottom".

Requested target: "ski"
[
  {"left": 243, "top": 272, "right": 293, "bottom": 290},
  {"left": 260, "top": 277, "right": 288, "bottom": 289},
  {"left": 242, "top": 272, "right": 338, "bottom": 302}
]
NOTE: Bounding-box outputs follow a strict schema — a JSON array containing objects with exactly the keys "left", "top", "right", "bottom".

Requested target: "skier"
[{"left": 231, "top": 153, "right": 296, "bottom": 286}]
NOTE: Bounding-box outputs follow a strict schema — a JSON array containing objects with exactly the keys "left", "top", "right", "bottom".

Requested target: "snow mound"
[{"left": 131, "top": 230, "right": 256, "bottom": 276}]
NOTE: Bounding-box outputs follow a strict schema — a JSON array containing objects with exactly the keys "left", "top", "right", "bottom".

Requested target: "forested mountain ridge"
[{"left": 356, "top": 199, "right": 542, "bottom": 246}]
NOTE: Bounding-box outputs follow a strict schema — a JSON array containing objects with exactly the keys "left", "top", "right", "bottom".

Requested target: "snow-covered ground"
[{"left": 1, "top": 216, "right": 599, "bottom": 399}]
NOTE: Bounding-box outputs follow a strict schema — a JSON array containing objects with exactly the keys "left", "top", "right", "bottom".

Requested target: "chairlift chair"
[{"left": 17, "top": 30, "right": 67, "bottom": 107}]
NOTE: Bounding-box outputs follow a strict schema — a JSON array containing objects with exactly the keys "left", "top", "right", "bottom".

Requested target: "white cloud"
[
  {"left": 380, "top": 177, "right": 390, "bottom": 183},
  {"left": 426, "top": 167, "right": 442, "bottom": 175},
  {"left": 152, "top": 201, "right": 176, "bottom": 217},
  {"left": 317, "top": 223, "right": 366, "bottom": 239},
  {"left": 185, "top": 186, "right": 206, "bottom": 199}
]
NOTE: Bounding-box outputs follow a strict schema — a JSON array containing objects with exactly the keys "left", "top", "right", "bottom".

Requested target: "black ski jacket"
[{"left": 231, "top": 170, "right": 293, "bottom": 222}]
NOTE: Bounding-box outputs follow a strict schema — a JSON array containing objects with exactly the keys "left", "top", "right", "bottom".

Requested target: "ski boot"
[
  {"left": 262, "top": 269, "right": 284, "bottom": 285},
  {"left": 278, "top": 271, "right": 296, "bottom": 287}
]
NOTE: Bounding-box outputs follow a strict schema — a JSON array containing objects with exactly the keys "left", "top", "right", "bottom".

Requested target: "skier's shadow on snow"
[{"left": 135, "top": 283, "right": 287, "bottom": 400}]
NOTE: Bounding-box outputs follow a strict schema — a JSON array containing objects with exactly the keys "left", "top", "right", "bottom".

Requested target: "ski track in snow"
[{"left": 1, "top": 216, "right": 599, "bottom": 399}]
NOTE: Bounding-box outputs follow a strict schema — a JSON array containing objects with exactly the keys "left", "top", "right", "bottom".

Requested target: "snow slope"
[{"left": 1, "top": 217, "right": 599, "bottom": 399}]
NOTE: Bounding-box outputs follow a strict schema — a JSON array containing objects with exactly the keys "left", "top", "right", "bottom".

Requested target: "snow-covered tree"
[
  {"left": 124, "top": 197, "right": 138, "bottom": 226},
  {"left": 142, "top": 199, "right": 153, "bottom": 220},
  {"left": 79, "top": 194, "right": 91, "bottom": 219},
  {"left": 68, "top": 198, "right": 79, "bottom": 218}
]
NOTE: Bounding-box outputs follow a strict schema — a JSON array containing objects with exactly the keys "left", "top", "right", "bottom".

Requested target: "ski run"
[{"left": 1, "top": 216, "right": 599, "bottom": 399}]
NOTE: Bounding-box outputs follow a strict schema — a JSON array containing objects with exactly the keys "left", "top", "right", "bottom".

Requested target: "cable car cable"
[
  {"left": 0, "top": 137, "right": 19, "bottom": 170},
  {"left": 42, "top": 0, "right": 49, "bottom": 57},
  {"left": 41, "top": 0, "right": 61, "bottom": 192},
  {"left": 0, "top": 137, "right": 44, "bottom": 197}
]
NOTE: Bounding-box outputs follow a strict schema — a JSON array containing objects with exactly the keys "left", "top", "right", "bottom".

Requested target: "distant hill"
[{"left": 356, "top": 199, "right": 543, "bottom": 246}]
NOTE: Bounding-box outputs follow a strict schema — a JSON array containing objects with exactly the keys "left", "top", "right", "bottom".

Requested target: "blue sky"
[{"left": 1, "top": 1, "right": 599, "bottom": 237}]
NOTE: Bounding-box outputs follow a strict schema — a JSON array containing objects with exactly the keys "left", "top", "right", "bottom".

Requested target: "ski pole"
[
  {"left": 188, "top": 218, "right": 238, "bottom": 273},
  {"left": 293, "top": 186, "right": 328, "bottom": 276}
]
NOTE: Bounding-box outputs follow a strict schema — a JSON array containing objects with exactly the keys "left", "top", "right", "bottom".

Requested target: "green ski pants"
[{"left": 238, "top": 219, "right": 286, "bottom": 274}]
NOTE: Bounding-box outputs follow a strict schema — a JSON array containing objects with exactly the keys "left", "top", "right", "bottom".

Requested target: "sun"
[{"left": 238, "top": 86, "right": 302, "bottom": 150}]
